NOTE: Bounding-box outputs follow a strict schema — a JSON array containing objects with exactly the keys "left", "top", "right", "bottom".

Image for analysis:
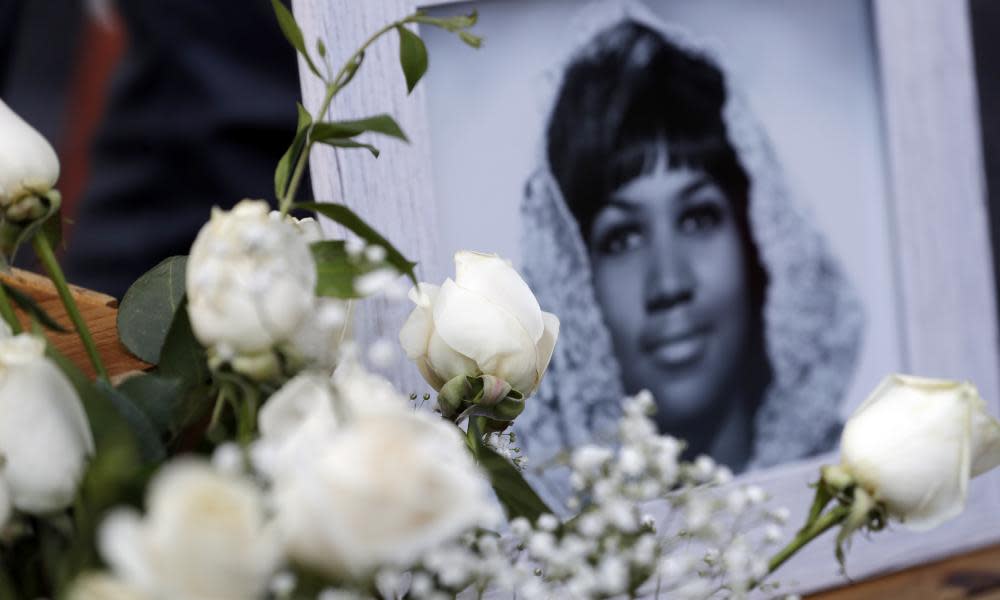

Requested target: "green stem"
[
  {"left": 278, "top": 15, "right": 418, "bottom": 216},
  {"left": 32, "top": 234, "right": 108, "bottom": 380},
  {"left": 0, "top": 284, "right": 21, "bottom": 334},
  {"left": 760, "top": 504, "right": 851, "bottom": 585}
]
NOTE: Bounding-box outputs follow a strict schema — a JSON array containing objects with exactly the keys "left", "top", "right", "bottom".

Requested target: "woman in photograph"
[{"left": 515, "top": 1, "right": 863, "bottom": 506}]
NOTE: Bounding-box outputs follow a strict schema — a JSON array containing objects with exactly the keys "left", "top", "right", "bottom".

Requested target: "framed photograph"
[{"left": 291, "top": 0, "right": 1000, "bottom": 593}]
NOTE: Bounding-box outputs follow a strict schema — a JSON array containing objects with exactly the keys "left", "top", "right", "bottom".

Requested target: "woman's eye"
[
  {"left": 597, "top": 225, "right": 643, "bottom": 255},
  {"left": 678, "top": 203, "right": 723, "bottom": 234}
]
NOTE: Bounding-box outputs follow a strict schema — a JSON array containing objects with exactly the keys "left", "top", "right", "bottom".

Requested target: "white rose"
[
  {"left": 0, "top": 99, "right": 59, "bottom": 207},
  {"left": 187, "top": 199, "right": 317, "bottom": 356},
  {"left": 399, "top": 251, "right": 559, "bottom": 396},
  {"left": 272, "top": 411, "right": 498, "bottom": 578},
  {"left": 253, "top": 363, "right": 409, "bottom": 480},
  {"left": 99, "top": 459, "right": 279, "bottom": 600},
  {"left": 0, "top": 333, "right": 94, "bottom": 514},
  {"left": 839, "top": 374, "right": 1000, "bottom": 530}
]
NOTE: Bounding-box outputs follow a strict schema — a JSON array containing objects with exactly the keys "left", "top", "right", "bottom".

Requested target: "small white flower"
[
  {"left": 745, "top": 485, "right": 767, "bottom": 505},
  {"left": 537, "top": 513, "right": 559, "bottom": 532},
  {"left": 398, "top": 251, "right": 559, "bottom": 396},
  {"left": 596, "top": 556, "right": 628, "bottom": 595},
  {"left": 210, "top": 442, "right": 245, "bottom": 476},
  {"left": 618, "top": 447, "right": 646, "bottom": 477},
  {"left": 356, "top": 267, "right": 400, "bottom": 296},
  {"left": 839, "top": 374, "right": 1000, "bottom": 530},
  {"left": 364, "top": 244, "right": 387, "bottom": 262},
  {"left": 572, "top": 445, "right": 613, "bottom": 475},
  {"left": 99, "top": 460, "right": 279, "bottom": 600},
  {"left": 368, "top": 338, "right": 396, "bottom": 369}
]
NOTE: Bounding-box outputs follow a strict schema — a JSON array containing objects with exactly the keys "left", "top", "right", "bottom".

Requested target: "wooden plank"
[
  {"left": 0, "top": 268, "right": 150, "bottom": 378},
  {"left": 809, "top": 543, "right": 1000, "bottom": 600}
]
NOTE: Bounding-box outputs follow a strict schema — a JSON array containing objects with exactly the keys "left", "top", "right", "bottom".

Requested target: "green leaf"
[
  {"left": 270, "top": 0, "right": 322, "bottom": 79},
  {"left": 316, "top": 38, "right": 327, "bottom": 58},
  {"left": 295, "top": 202, "right": 417, "bottom": 286},
  {"left": 310, "top": 240, "right": 384, "bottom": 298},
  {"left": 311, "top": 114, "right": 408, "bottom": 143},
  {"left": 1, "top": 282, "right": 68, "bottom": 333},
  {"left": 397, "top": 25, "right": 428, "bottom": 94},
  {"left": 275, "top": 103, "right": 313, "bottom": 200},
  {"left": 97, "top": 380, "right": 167, "bottom": 463},
  {"left": 117, "top": 256, "right": 188, "bottom": 364},
  {"left": 468, "top": 417, "right": 552, "bottom": 523},
  {"left": 158, "top": 296, "right": 210, "bottom": 387},
  {"left": 116, "top": 373, "right": 185, "bottom": 434},
  {"left": 314, "top": 138, "right": 380, "bottom": 158}
]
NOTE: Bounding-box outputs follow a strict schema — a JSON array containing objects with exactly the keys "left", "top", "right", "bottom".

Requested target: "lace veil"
[{"left": 513, "top": 0, "right": 864, "bottom": 508}]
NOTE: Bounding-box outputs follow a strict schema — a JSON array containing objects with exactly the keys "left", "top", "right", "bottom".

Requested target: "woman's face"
[{"left": 588, "top": 157, "right": 755, "bottom": 435}]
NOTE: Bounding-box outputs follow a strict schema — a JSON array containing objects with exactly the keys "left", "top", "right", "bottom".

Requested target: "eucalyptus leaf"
[
  {"left": 468, "top": 417, "right": 552, "bottom": 523},
  {"left": 314, "top": 138, "right": 380, "bottom": 158},
  {"left": 296, "top": 202, "right": 418, "bottom": 286},
  {"left": 97, "top": 380, "right": 167, "bottom": 463},
  {"left": 270, "top": 0, "right": 322, "bottom": 79},
  {"left": 275, "top": 103, "right": 313, "bottom": 200},
  {"left": 117, "top": 256, "right": 188, "bottom": 364},
  {"left": 2, "top": 283, "right": 68, "bottom": 333},
  {"left": 116, "top": 373, "right": 185, "bottom": 434},
  {"left": 310, "top": 114, "right": 408, "bottom": 143},
  {"left": 158, "top": 296, "right": 210, "bottom": 387},
  {"left": 397, "top": 24, "right": 428, "bottom": 93}
]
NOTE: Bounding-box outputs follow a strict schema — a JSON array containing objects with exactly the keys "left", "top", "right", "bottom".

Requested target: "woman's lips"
[{"left": 641, "top": 325, "right": 710, "bottom": 367}]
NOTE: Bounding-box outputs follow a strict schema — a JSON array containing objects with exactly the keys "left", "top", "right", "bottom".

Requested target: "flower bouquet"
[{"left": 0, "top": 4, "right": 997, "bottom": 599}]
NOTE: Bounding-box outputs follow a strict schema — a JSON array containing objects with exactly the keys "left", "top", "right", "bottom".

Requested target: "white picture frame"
[{"left": 290, "top": 0, "right": 1000, "bottom": 594}]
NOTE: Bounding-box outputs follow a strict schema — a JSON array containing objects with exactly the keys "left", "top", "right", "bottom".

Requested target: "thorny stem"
[
  {"left": 33, "top": 233, "right": 108, "bottom": 380},
  {"left": 279, "top": 15, "right": 419, "bottom": 216}
]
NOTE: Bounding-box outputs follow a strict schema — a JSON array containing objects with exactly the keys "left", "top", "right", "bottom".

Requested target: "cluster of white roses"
[{"left": 85, "top": 363, "right": 498, "bottom": 600}]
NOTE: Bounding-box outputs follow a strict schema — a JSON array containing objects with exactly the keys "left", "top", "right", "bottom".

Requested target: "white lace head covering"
[{"left": 514, "top": 0, "right": 864, "bottom": 506}]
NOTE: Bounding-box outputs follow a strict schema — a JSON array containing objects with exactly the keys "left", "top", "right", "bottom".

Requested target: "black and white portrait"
[{"left": 422, "top": 0, "right": 903, "bottom": 504}]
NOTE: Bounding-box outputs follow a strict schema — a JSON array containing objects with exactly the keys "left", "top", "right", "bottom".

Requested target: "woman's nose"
[{"left": 644, "top": 236, "right": 695, "bottom": 312}]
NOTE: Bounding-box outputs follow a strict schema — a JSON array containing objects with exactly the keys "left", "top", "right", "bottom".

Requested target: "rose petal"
[
  {"left": 535, "top": 311, "right": 560, "bottom": 383},
  {"left": 433, "top": 279, "right": 537, "bottom": 391},
  {"left": 453, "top": 251, "right": 544, "bottom": 342}
]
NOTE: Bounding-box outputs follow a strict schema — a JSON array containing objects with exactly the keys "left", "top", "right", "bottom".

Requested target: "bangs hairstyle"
[{"left": 546, "top": 21, "right": 751, "bottom": 244}]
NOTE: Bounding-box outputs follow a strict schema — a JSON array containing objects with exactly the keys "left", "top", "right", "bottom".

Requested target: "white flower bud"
[
  {"left": 187, "top": 200, "right": 316, "bottom": 360},
  {"left": 0, "top": 100, "right": 59, "bottom": 207},
  {"left": 839, "top": 374, "right": 1000, "bottom": 530},
  {"left": 0, "top": 334, "right": 94, "bottom": 514},
  {"left": 399, "top": 251, "right": 559, "bottom": 397}
]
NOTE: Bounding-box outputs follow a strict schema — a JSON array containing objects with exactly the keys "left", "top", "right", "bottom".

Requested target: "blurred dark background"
[{"left": 0, "top": 0, "right": 302, "bottom": 299}]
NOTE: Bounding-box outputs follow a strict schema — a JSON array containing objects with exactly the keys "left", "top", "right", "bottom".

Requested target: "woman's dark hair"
[{"left": 546, "top": 20, "right": 768, "bottom": 312}]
